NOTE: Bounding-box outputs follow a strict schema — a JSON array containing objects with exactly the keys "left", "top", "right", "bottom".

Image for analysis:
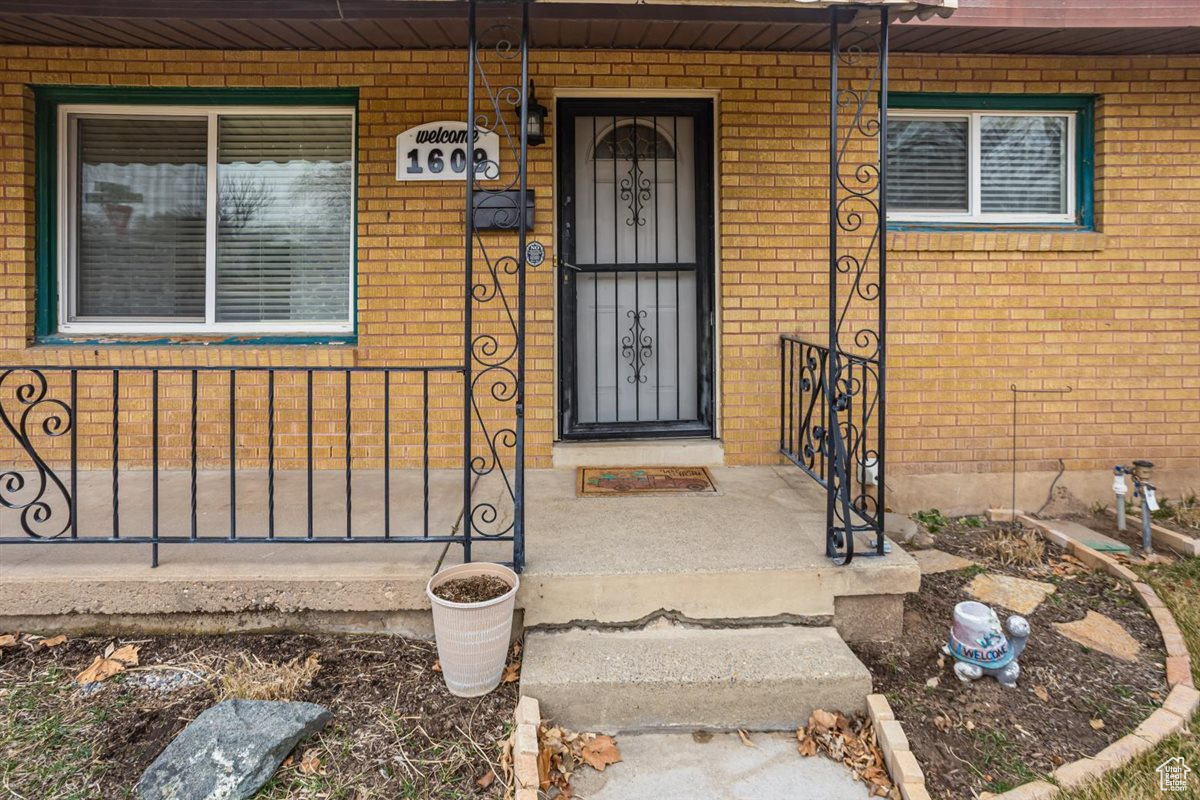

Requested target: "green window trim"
[
  {"left": 886, "top": 93, "right": 1095, "bottom": 233},
  {"left": 33, "top": 85, "right": 361, "bottom": 344}
]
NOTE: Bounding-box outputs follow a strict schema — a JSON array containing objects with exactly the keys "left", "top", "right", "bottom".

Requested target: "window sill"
[
  {"left": 888, "top": 229, "right": 1106, "bottom": 253},
  {"left": 34, "top": 334, "right": 358, "bottom": 348}
]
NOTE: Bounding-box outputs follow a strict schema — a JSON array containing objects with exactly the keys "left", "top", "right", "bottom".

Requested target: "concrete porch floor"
[
  {"left": 0, "top": 466, "right": 919, "bottom": 635},
  {"left": 469, "top": 465, "right": 919, "bottom": 626}
]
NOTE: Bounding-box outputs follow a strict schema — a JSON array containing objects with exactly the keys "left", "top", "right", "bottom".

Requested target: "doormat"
[{"left": 576, "top": 466, "right": 717, "bottom": 497}]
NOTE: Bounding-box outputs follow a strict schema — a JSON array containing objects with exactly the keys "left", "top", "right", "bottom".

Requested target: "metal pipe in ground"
[
  {"left": 1141, "top": 483, "right": 1157, "bottom": 555},
  {"left": 1113, "top": 467, "right": 1127, "bottom": 531}
]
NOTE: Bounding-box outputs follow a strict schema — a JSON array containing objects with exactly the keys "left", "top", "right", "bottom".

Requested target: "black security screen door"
[{"left": 557, "top": 99, "right": 715, "bottom": 440}]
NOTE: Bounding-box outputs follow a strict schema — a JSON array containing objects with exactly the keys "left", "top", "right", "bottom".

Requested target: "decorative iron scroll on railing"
[
  {"left": 0, "top": 365, "right": 488, "bottom": 567},
  {"left": 780, "top": 336, "right": 884, "bottom": 560}
]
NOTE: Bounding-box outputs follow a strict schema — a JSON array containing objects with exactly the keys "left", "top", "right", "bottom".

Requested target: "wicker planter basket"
[{"left": 426, "top": 562, "right": 520, "bottom": 697}]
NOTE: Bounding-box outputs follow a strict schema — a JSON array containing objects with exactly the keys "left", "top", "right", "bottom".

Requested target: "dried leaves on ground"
[
  {"left": 529, "top": 722, "right": 622, "bottom": 798},
  {"left": 75, "top": 643, "right": 140, "bottom": 685},
  {"left": 797, "top": 709, "right": 898, "bottom": 798},
  {"left": 501, "top": 641, "right": 523, "bottom": 684},
  {"left": 1, "top": 632, "right": 68, "bottom": 651}
]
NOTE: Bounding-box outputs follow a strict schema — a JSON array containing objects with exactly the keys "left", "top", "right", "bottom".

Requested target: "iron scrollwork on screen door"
[
  {"left": 825, "top": 9, "right": 888, "bottom": 564},
  {"left": 621, "top": 310, "right": 653, "bottom": 385},
  {"left": 619, "top": 162, "right": 653, "bottom": 227},
  {"left": 463, "top": 0, "right": 536, "bottom": 570}
]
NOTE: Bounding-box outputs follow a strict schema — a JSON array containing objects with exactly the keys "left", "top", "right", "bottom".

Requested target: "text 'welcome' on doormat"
[{"left": 576, "top": 467, "right": 718, "bottom": 497}]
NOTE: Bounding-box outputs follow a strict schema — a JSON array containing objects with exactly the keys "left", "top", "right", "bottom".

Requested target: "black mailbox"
[{"left": 472, "top": 190, "right": 535, "bottom": 231}]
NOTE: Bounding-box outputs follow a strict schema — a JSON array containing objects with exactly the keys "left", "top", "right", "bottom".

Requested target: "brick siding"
[{"left": 0, "top": 47, "right": 1196, "bottom": 478}]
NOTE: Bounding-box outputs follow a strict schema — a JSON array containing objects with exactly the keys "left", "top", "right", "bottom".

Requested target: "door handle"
[{"left": 559, "top": 259, "right": 583, "bottom": 272}]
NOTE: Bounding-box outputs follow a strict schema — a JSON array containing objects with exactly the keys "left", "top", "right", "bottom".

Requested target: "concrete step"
[
  {"left": 521, "top": 624, "right": 872, "bottom": 733},
  {"left": 504, "top": 467, "right": 920, "bottom": 629}
]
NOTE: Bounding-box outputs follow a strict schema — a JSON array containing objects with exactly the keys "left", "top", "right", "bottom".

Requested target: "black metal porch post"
[
  {"left": 826, "top": 9, "right": 840, "bottom": 562},
  {"left": 877, "top": 6, "right": 889, "bottom": 556},
  {"left": 463, "top": 0, "right": 477, "bottom": 564},
  {"left": 513, "top": 0, "right": 530, "bottom": 572},
  {"left": 461, "top": 0, "right": 531, "bottom": 571},
  {"left": 824, "top": 6, "right": 889, "bottom": 564}
]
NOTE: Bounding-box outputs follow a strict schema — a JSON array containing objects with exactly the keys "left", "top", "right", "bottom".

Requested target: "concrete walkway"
[{"left": 570, "top": 732, "right": 872, "bottom": 800}]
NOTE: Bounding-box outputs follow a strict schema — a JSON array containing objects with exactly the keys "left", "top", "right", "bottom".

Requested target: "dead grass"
[
  {"left": 218, "top": 653, "right": 321, "bottom": 701},
  {"left": 980, "top": 526, "right": 1046, "bottom": 567},
  {"left": 1057, "top": 556, "right": 1199, "bottom": 800},
  {"left": 1154, "top": 493, "right": 1200, "bottom": 532}
]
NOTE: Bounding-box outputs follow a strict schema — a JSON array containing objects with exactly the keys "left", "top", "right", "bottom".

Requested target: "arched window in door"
[
  {"left": 590, "top": 121, "right": 677, "bottom": 229},
  {"left": 592, "top": 121, "right": 676, "bottom": 161}
]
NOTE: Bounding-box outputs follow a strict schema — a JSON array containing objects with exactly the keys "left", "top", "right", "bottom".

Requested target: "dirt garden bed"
[
  {"left": 0, "top": 632, "right": 518, "bottom": 800},
  {"left": 1066, "top": 502, "right": 1199, "bottom": 557},
  {"left": 851, "top": 515, "right": 1170, "bottom": 799}
]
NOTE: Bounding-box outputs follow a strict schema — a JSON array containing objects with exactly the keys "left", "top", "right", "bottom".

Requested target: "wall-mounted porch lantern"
[{"left": 525, "top": 81, "right": 547, "bottom": 146}]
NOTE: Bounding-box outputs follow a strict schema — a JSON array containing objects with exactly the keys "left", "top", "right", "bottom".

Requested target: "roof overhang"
[{"left": 0, "top": 0, "right": 1194, "bottom": 54}]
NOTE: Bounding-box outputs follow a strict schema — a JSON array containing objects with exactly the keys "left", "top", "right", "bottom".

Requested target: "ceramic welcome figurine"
[{"left": 944, "top": 600, "right": 1030, "bottom": 688}]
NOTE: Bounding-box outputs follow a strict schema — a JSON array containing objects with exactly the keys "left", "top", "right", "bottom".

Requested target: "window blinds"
[
  {"left": 215, "top": 115, "right": 354, "bottom": 323},
  {"left": 980, "top": 116, "right": 1067, "bottom": 215},
  {"left": 75, "top": 117, "right": 207, "bottom": 319},
  {"left": 886, "top": 117, "right": 969, "bottom": 213},
  {"left": 887, "top": 111, "right": 1073, "bottom": 221}
]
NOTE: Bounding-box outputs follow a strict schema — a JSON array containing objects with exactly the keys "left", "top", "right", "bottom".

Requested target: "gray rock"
[
  {"left": 884, "top": 512, "right": 918, "bottom": 541},
  {"left": 137, "top": 700, "right": 332, "bottom": 800},
  {"left": 911, "top": 531, "right": 936, "bottom": 549}
]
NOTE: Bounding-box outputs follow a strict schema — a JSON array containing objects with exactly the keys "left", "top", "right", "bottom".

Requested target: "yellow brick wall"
[{"left": 0, "top": 47, "right": 1197, "bottom": 480}]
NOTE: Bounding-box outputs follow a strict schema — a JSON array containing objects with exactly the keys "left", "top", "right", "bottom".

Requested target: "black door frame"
[{"left": 556, "top": 98, "right": 716, "bottom": 441}]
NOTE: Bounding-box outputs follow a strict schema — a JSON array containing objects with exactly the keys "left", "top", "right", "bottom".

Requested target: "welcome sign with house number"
[{"left": 396, "top": 121, "right": 501, "bottom": 181}]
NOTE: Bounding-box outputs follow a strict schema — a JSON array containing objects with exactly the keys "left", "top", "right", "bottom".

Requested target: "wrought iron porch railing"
[
  {"left": 780, "top": 335, "right": 885, "bottom": 562},
  {"left": 0, "top": 365, "right": 524, "bottom": 567},
  {"left": 1, "top": 0, "right": 541, "bottom": 572}
]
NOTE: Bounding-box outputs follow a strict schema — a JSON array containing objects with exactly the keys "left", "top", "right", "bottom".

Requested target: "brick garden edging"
[
  {"left": 512, "top": 695, "right": 541, "bottom": 800},
  {"left": 868, "top": 511, "right": 1199, "bottom": 800},
  {"left": 866, "top": 693, "right": 932, "bottom": 800}
]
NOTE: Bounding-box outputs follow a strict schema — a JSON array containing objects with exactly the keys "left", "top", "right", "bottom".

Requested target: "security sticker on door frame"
[{"left": 396, "top": 121, "right": 501, "bottom": 181}]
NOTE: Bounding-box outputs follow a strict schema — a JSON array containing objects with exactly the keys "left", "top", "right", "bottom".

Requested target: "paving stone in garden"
[
  {"left": 1052, "top": 611, "right": 1142, "bottom": 663},
  {"left": 912, "top": 549, "right": 977, "bottom": 575},
  {"left": 967, "top": 573, "right": 1056, "bottom": 615},
  {"left": 1040, "top": 518, "right": 1131, "bottom": 554}
]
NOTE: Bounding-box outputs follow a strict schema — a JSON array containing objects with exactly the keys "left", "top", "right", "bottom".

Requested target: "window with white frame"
[
  {"left": 59, "top": 105, "right": 355, "bottom": 334},
  {"left": 887, "top": 109, "right": 1076, "bottom": 225}
]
